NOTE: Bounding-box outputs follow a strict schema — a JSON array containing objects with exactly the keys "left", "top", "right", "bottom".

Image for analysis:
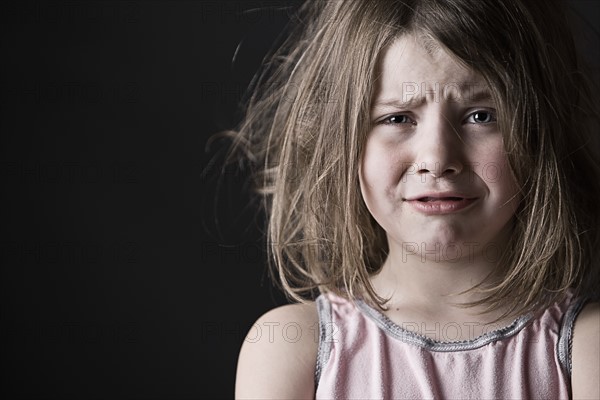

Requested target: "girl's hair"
[{"left": 227, "top": 0, "right": 600, "bottom": 317}]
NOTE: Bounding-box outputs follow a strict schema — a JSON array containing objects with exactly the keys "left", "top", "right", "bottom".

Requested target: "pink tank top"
[{"left": 315, "top": 291, "right": 586, "bottom": 399}]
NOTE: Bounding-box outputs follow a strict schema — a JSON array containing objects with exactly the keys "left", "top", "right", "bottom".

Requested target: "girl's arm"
[
  {"left": 571, "top": 301, "right": 600, "bottom": 399},
  {"left": 235, "top": 302, "right": 319, "bottom": 399}
]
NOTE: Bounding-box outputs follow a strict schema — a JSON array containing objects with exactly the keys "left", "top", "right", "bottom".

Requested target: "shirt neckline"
[{"left": 354, "top": 298, "right": 534, "bottom": 352}]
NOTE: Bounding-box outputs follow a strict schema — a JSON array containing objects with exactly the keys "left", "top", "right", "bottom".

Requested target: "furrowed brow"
[
  {"left": 461, "top": 89, "right": 494, "bottom": 104},
  {"left": 443, "top": 82, "right": 493, "bottom": 104},
  {"left": 371, "top": 96, "right": 425, "bottom": 111},
  {"left": 371, "top": 83, "right": 494, "bottom": 112}
]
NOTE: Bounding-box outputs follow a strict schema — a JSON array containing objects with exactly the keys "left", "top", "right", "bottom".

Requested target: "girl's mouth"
[
  {"left": 407, "top": 197, "right": 478, "bottom": 214},
  {"left": 417, "top": 197, "right": 464, "bottom": 202}
]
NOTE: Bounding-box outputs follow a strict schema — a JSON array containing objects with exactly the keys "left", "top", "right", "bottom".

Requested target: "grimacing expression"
[{"left": 360, "top": 34, "right": 520, "bottom": 263}]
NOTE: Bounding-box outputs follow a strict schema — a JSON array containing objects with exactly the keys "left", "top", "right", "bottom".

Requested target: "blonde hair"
[{"left": 226, "top": 0, "right": 600, "bottom": 317}]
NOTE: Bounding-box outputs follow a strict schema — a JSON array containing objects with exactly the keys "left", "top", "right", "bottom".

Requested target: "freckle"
[{"left": 396, "top": 308, "right": 400, "bottom": 311}]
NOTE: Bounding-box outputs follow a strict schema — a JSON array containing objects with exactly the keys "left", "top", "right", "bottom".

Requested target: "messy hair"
[{"left": 227, "top": 0, "right": 600, "bottom": 316}]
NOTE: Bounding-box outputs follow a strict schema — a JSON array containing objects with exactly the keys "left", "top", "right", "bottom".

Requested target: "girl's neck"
[
  {"left": 368, "top": 251, "right": 518, "bottom": 341},
  {"left": 370, "top": 247, "right": 506, "bottom": 319}
]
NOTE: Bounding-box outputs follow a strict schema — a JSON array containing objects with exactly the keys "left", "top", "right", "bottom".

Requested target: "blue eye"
[
  {"left": 466, "top": 111, "right": 496, "bottom": 124},
  {"left": 380, "top": 115, "right": 415, "bottom": 125}
]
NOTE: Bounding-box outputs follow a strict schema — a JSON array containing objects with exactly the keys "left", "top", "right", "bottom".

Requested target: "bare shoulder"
[
  {"left": 235, "top": 302, "right": 319, "bottom": 400},
  {"left": 571, "top": 301, "right": 600, "bottom": 400}
]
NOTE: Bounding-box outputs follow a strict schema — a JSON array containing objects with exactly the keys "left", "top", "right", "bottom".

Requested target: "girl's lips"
[{"left": 406, "top": 197, "right": 478, "bottom": 215}]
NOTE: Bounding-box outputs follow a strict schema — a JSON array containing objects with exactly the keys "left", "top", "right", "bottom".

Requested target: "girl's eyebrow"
[
  {"left": 371, "top": 87, "right": 494, "bottom": 112},
  {"left": 372, "top": 96, "right": 426, "bottom": 111},
  {"left": 463, "top": 89, "right": 493, "bottom": 104}
]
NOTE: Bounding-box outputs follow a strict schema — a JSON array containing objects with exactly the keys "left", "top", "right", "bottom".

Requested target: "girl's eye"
[
  {"left": 380, "top": 114, "right": 414, "bottom": 125},
  {"left": 466, "top": 111, "right": 496, "bottom": 124}
]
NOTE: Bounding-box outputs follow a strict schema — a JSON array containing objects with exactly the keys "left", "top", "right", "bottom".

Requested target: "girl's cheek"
[
  {"left": 469, "top": 144, "right": 507, "bottom": 180},
  {"left": 362, "top": 131, "right": 413, "bottom": 189}
]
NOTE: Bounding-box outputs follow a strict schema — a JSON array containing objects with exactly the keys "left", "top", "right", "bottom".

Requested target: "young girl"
[{"left": 233, "top": 0, "right": 600, "bottom": 398}]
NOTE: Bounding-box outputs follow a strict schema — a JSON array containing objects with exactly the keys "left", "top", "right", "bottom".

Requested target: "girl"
[{"left": 233, "top": 0, "right": 600, "bottom": 398}]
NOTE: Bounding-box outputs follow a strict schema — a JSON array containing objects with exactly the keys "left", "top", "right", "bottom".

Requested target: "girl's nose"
[
  {"left": 417, "top": 161, "right": 462, "bottom": 178},
  {"left": 416, "top": 117, "right": 463, "bottom": 179}
]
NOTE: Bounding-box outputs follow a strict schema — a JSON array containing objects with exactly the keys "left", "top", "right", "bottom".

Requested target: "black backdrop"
[
  {"left": 0, "top": 1, "right": 299, "bottom": 399},
  {"left": 0, "top": 1, "right": 598, "bottom": 399}
]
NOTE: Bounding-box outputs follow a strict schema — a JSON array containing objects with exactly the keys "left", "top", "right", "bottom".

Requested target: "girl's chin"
[{"left": 391, "top": 238, "right": 484, "bottom": 263}]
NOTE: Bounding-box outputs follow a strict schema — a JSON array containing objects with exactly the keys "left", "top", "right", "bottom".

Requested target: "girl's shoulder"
[
  {"left": 235, "top": 302, "right": 319, "bottom": 399},
  {"left": 571, "top": 301, "right": 600, "bottom": 399}
]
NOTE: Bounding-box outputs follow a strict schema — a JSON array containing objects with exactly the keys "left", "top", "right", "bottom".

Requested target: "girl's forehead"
[
  {"left": 373, "top": 34, "right": 491, "bottom": 107},
  {"left": 379, "top": 35, "right": 484, "bottom": 86}
]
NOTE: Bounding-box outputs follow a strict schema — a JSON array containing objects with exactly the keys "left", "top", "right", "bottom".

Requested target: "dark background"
[
  {"left": 0, "top": 1, "right": 598, "bottom": 399},
  {"left": 0, "top": 1, "right": 299, "bottom": 399}
]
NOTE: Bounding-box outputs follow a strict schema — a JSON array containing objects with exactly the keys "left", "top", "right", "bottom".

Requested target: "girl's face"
[{"left": 360, "top": 34, "right": 520, "bottom": 262}]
